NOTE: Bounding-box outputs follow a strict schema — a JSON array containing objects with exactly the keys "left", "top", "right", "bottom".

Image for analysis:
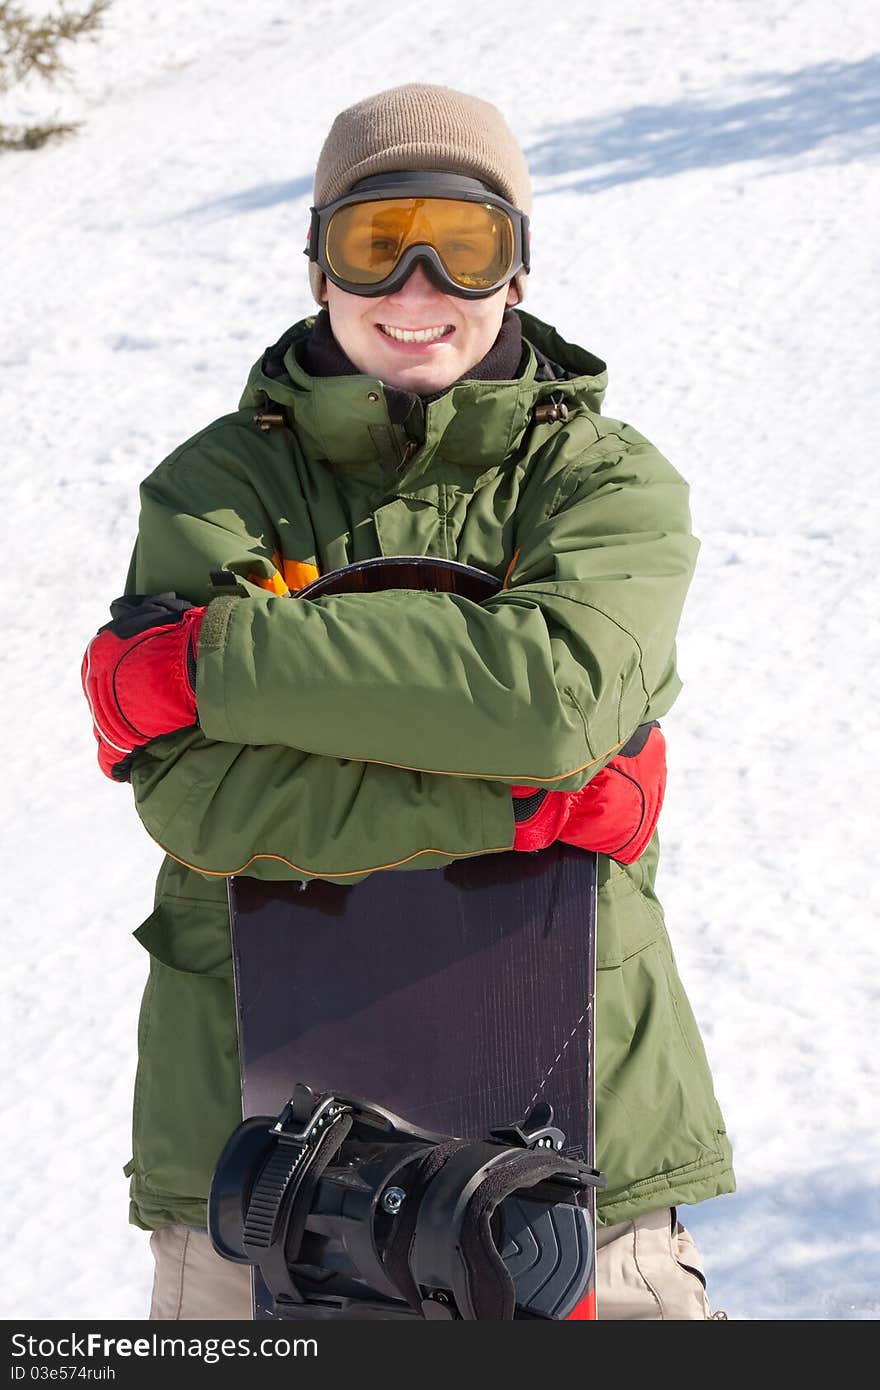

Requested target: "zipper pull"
[{"left": 399, "top": 438, "right": 418, "bottom": 470}]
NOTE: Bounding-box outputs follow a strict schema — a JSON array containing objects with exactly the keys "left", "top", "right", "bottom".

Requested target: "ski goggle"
[{"left": 306, "top": 172, "right": 530, "bottom": 299}]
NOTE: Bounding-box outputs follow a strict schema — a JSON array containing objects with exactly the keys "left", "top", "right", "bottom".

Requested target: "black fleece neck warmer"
[{"left": 305, "top": 307, "right": 525, "bottom": 398}]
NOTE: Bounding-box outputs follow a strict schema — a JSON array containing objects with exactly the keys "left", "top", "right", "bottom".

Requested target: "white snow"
[{"left": 2, "top": 0, "right": 878, "bottom": 1322}]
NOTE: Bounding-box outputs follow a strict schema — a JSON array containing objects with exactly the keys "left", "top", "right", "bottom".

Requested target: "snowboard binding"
[{"left": 209, "top": 1083, "right": 604, "bottom": 1320}]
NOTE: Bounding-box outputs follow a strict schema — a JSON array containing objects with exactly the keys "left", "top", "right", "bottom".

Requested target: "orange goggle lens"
[{"left": 325, "top": 198, "right": 516, "bottom": 290}]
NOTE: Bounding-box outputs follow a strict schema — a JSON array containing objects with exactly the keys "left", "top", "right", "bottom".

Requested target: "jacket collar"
[{"left": 239, "top": 311, "right": 608, "bottom": 486}]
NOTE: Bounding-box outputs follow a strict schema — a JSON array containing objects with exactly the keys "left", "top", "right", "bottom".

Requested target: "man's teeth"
[{"left": 380, "top": 324, "right": 451, "bottom": 344}]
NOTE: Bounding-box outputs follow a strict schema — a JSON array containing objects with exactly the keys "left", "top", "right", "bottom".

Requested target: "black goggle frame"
[{"left": 305, "top": 171, "right": 530, "bottom": 300}]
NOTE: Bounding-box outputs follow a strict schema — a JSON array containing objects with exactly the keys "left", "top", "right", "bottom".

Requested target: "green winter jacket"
[{"left": 122, "top": 309, "right": 735, "bottom": 1231}]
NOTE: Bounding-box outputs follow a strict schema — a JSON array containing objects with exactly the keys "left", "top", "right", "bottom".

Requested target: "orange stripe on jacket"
[
  {"left": 245, "top": 555, "right": 321, "bottom": 597},
  {"left": 282, "top": 559, "right": 320, "bottom": 593},
  {"left": 502, "top": 548, "right": 521, "bottom": 589},
  {"left": 246, "top": 568, "right": 290, "bottom": 596}
]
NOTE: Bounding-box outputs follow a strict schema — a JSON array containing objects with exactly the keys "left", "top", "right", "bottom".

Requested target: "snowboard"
[{"left": 219, "top": 558, "right": 600, "bottom": 1320}]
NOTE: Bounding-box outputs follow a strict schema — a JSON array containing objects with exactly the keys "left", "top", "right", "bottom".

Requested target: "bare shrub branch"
[
  {"left": 0, "top": 114, "right": 79, "bottom": 148},
  {"left": 0, "top": 1, "right": 110, "bottom": 149}
]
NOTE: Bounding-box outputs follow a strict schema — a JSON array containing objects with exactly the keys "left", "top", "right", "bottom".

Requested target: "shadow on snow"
[
  {"left": 174, "top": 173, "right": 313, "bottom": 220},
  {"left": 526, "top": 54, "right": 880, "bottom": 193}
]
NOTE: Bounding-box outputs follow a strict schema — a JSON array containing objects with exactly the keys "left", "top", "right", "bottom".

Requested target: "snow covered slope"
[{"left": 1, "top": 0, "right": 878, "bottom": 1320}]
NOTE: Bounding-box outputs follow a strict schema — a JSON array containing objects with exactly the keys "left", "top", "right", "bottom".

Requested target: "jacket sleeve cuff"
[{"left": 195, "top": 595, "right": 240, "bottom": 742}]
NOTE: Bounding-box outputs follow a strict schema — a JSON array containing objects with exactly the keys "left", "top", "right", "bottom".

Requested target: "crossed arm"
[{"left": 87, "top": 428, "right": 696, "bottom": 880}]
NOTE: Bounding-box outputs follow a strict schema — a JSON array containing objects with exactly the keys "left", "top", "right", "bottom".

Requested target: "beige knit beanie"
[{"left": 309, "top": 83, "right": 532, "bottom": 304}]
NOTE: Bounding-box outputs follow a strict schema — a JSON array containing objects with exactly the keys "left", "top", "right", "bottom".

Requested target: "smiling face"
[{"left": 322, "top": 263, "right": 519, "bottom": 394}]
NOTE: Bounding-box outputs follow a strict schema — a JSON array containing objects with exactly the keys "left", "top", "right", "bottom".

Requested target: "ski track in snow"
[{"left": 1, "top": 0, "right": 878, "bottom": 1321}]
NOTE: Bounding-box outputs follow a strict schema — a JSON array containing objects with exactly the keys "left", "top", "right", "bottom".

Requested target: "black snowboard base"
[{"left": 228, "top": 842, "right": 598, "bottom": 1320}]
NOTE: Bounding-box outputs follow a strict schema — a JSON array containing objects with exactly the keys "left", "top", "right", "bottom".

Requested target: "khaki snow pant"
[{"left": 148, "top": 1207, "right": 712, "bottom": 1321}]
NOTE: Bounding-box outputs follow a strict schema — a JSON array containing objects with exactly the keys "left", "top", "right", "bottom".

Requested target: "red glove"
[
  {"left": 81, "top": 593, "right": 205, "bottom": 781},
  {"left": 512, "top": 723, "right": 666, "bottom": 864}
]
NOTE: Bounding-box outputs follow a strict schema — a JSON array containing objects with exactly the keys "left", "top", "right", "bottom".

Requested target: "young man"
[{"left": 82, "top": 84, "right": 734, "bottom": 1320}]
